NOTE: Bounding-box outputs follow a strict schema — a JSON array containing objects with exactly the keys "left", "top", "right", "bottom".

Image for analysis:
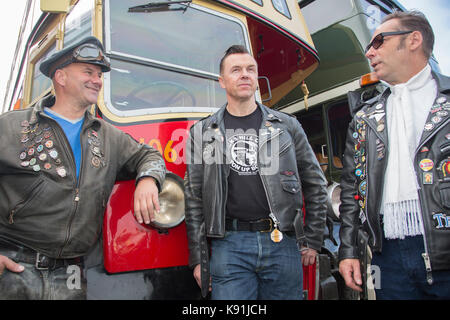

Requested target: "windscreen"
[{"left": 106, "top": 0, "right": 247, "bottom": 115}]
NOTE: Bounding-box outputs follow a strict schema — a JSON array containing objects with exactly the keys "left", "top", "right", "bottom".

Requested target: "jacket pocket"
[
  {"left": 436, "top": 156, "right": 450, "bottom": 208},
  {"left": 279, "top": 141, "right": 293, "bottom": 156},
  {"left": 281, "top": 180, "right": 300, "bottom": 194},
  {"left": 438, "top": 181, "right": 450, "bottom": 209},
  {"left": 439, "top": 142, "right": 450, "bottom": 154},
  {"left": 8, "top": 177, "right": 46, "bottom": 224}
]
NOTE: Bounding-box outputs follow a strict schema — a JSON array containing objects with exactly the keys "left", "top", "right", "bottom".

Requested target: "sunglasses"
[{"left": 365, "top": 30, "right": 413, "bottom": 53}]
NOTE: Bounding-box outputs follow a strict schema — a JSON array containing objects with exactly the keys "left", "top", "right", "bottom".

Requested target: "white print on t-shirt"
[{"left": 228, "top": 133, "right": 259, "bottom": 175}]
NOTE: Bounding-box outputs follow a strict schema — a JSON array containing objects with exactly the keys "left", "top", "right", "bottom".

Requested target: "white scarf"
[{"left": 381, "top": 65, "right": 436, "bottom": 239}]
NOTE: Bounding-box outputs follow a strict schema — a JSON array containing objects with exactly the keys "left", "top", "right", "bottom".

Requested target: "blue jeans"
[
  {"left": 371, "top": 235, "right": 450, "bottom": 300},
  {"left": 0, "top": 261, "right": 86, "bottom": 300},
  {"left": 210, "top": 231, "right": 303, "bottom": 300},
  {"left": 0, "top": 246, "right": 86, "bottom": 300}
]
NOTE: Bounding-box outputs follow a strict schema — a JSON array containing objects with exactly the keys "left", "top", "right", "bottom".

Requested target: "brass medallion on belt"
[{"left": 269, "top": 213, "right": 283, "bottom": 243}]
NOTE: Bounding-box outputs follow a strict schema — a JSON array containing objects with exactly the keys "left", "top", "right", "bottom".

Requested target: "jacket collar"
[
  {"left": 208, "top": 101, "right": 281, "bottom": 129},
  {"left": 258, "top": 101, "right": 283, "bottom": 125},
  {"left": 31, "top": 93, "right": 102, "bottom": 130},
  {"left": 417, "top": 72, "right": 450, "bottom": 147},
  {"left": 432, "top": 71, "right": 450, "bottom": 94},
  {"left": 364, "top": 71, "right": 450, "bottom": 148},
  {"left": 359, "top": 89, "right": 390, "bottom": 146}
]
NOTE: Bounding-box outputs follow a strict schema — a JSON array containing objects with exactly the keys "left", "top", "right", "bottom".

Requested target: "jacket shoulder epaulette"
[{"left": 276, "top": 109, "right": 296, "bottom": 118}]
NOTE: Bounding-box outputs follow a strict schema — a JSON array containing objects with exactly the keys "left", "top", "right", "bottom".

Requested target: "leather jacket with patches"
[
  {"left": 0, "top": 94, "right": 166, "bottom": 259},
  {"left": 339, "top": 72, "right": 450, "bottom": 275},
  {"left": 184, "top": 102, "right": 328, "bottom": 297}
]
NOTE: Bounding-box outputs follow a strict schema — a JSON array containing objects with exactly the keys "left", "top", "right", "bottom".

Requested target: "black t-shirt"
[{"left": 223, "top": 107, "right": 270, "bottom": 221}]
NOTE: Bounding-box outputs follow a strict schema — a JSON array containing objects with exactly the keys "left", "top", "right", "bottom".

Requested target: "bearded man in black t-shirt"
[{"left": 185, "top": 45, "right": 328, "bottom": 300}]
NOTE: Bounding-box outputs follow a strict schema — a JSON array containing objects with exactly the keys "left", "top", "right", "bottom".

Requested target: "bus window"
[
  {"left": 107, "top": 59, "right": 226, "bottom": 113},
  {"left": 108, "top": 0, "right": 246, "bottom": 75},
  {"left": 63, "top": 0, "right": 93, "bottom": 47},
  {"left": 300, "top": 0, "right": 353, "bottom": 34},
  {"left": 30, "top": 42, "right": 57, "bottom": 103},
  {"left": 296, "top": 101, "right": 351, "bottom": 175},
  {"left": 360, "top": 0, "right": 394, "bottom": 16},
  {"left": 296, "top": 108, "right": 328, "bottom": 172},
  {"left": 271, "top": 0, "right": 291, "bottom": 19}
]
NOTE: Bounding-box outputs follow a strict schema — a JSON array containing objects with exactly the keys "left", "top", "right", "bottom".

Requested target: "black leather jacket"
[
  {"left": 339, "top": 72, "right": 450, "bottom": 275},
  {"left": 185, "top": 102, "right": 327, "bottom": 296},
  {"left": 0, "top": 94, "right": 166, "bottom": 259}
]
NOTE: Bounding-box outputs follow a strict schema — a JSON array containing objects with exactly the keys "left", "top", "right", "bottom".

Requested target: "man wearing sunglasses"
[
  {"left": 339, "top": 11, "right": 450, "bottom": 299},
  {"left": 0, "top": 36, "right": 166, "bottom": 299}
]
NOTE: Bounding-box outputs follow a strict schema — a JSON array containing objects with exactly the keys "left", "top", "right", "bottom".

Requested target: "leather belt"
[
  {"left": 225, "top": 218, "right": 273, "bottom": 232},
  {"left": 0, "top": 238, "right": 83, "bottom": 271}
]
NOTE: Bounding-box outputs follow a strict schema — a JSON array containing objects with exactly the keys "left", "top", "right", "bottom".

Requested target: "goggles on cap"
[
  {"left": 73, "top": 43, "right": 108, "bottom": 63},
  {"left": 365, "top": 30, "right": 413, "bottom": 54},
  {"left": 50, "top": 43, "right": 110, "bottom": 77}
]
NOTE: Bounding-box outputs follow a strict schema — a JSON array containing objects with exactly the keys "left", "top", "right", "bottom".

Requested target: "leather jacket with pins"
[
  {"left": 0, "top": 94, "right": 166, "bottom": 259},
  {"left": 339, "top": 72, "right": 450, "bottom": 280}
]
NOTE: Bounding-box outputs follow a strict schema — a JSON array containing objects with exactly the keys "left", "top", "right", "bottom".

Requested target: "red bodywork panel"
[
  {"left": 103, "top": 120, "right": 194, "bottom": 273},
  {"left": 303, "top": 261, "right": 316, "bottom": 300},
  {"left": 103, "top": 180, "right": 190, "bottom": 272},
  {"left": 247, "top": 16, "right": 317, "bottom": 99}
]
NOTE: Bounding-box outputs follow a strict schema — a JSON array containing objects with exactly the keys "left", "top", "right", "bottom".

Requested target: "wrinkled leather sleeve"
[
  {"left": 290, "top": 117, "right": 328, "bottom": 251},
  {"left": 338, "top": 119, "right": 361, "bottom": 261},
  {"left": 184, "top": 122, "right": 205, "bottom": 268}
]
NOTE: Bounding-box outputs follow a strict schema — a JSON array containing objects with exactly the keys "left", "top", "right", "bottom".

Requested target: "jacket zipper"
[
  {"left": 258, "top": 127, "right": 282, "bottom": 223},
  {"left": 58, "top": 128, "right": 85, "bottom": 258},
  {"left": 213, "top": 120, "right": 229, "bottom": 236},
  {"left": 416, "top": 171, "right": 433, "bottom": 285},
  {"left": 259, "top": 172, "right": 275, "bottom": 220},
  {"left": 43, "top": 114, "right": 85, "bottom": 258},
  {"left": 9, "top": 210, "right": 15, "bottom": 224}
]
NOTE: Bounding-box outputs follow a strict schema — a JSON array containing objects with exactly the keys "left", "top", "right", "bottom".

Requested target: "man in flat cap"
[{"left": 0, "top": 36, "right": 166, "bottom": 299}]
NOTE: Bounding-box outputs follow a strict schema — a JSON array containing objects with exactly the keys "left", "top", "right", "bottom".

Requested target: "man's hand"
[
  {"left": 133, "top": 177, "right": 160, "bottom": 224},
  {"left": 193, "top": 264, "right": 202, "bottom": 288},
  {"left": 193, "top": 264, "right": 211, "bottom": 292},
  {"left": 301, "top": 247, "right": 317, "bottom": 266},
  {"left": 0, "top": 255, "right": 24, "bottom": 276},
  {"left": 339, "top": 258, "right": 363, "bottom": 292}
]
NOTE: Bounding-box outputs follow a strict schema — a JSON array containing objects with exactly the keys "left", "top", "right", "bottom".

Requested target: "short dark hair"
[
  {"left": 219, "top": 45, "right": 250, "bottom": 74},
  {"left": 383, "top": 10, "right": 434, "bottom": 59}
]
